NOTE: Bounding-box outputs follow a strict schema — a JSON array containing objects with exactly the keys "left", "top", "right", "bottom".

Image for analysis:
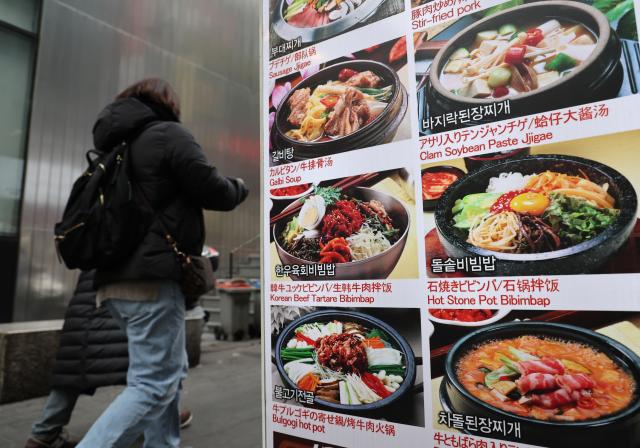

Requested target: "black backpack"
[{"left": 54, "top": 141, "right": 151, "bottom": 270}]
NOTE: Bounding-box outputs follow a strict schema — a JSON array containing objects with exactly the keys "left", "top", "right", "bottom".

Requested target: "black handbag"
[{"left": 163, "top": 232, "right": 215, "bottom": 300}]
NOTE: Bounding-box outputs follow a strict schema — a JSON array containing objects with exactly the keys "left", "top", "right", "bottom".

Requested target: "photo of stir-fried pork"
[
  {"left": 287, "top": 88, "right": 311, "bottom": 126},
  {"left": 315, "top": 333, "right": 368, "bottom": 374},
  {"left": 324, "top": 88, "right": 371, "bottom": 137}
]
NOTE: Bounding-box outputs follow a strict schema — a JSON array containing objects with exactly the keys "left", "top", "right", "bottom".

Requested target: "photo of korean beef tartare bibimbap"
[
  {"left": 278, "top": 317, "right": 410, "bottom": 406},
  {"left": 278, "top": 186, "right": 402, "bottom": 264}
]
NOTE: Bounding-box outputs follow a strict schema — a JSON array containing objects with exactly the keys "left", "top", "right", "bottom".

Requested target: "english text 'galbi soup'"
[
  {"left": 457, "top": 335, "right": 636, "bottom": 422},
  {"left": 440, "top": 19, "right": 597, "bottom": 100}
]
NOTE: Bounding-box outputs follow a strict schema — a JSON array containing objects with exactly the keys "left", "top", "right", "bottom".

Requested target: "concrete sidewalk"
[{"left": 0, "top": 340, "right": 262, "bottom": 448}]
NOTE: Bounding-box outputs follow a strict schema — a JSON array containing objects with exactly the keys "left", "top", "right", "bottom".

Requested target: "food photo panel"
[
  {"left": 413, "top": 0, "right": 639, "bottom": 133},
  {"left": 268, "top": 36, "right": 412, "bottom": 166},
  {"left": 270, "top": 168, "right": 419, "bottom": 281},
  {"left": 270, "top": 305, "right": 425, "bottom": 426},
  {"left": 422, "top": 130, "right": 640, "bottom": 277},
  {"left": 428, "top": 308, "right": 640, "bottom": 447},
  {"left": 269, "top": 0, "right": 405, "bottom": 60}
]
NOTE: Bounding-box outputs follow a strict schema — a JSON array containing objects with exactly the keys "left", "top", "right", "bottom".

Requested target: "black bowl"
[
  {"left": 273, "top": 186, "right": 411, "bottom": 280},
  {"left": 272, "top": 60, "right": 408, "bottom": 161},
  {"left": 422, "top": 165, "right": 466, "bottom": 212},
  {"left": 441, "top": 322, "right": 640, "bottom": 447},
  {"left": 275, "top": 310, "right": 417, "bottom": 415},
  {"left": 464, "top": 148, "right": 531, "bottom": 173},
  {"left": 435, "top": 155, "right": 638, "bottom": 276},
  {"left": 426, "top": 1, "right": 623, "bottom": 131}
]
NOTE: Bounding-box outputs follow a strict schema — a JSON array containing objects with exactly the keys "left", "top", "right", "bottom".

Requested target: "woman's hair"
[{"left": 116, "top": 78, "right": 181, "bottom": 119}]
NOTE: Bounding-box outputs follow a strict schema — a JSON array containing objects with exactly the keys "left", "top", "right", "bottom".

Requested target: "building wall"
[{"left": 14, "top": 0, "right": 260, "bottom": 321}]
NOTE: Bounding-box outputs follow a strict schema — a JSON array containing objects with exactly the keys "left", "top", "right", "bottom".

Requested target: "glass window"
[
  {"left": 0, "top": 28, "right": 34, "bottom": 235},
  {"left": 0, "top": 0, "right": 39, "bottom": 32}
]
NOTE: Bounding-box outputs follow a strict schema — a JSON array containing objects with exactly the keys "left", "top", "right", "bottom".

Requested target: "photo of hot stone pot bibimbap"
[
  {"left": 451, "top": 170, "right": 619, "bottom": 253},
  {"left": 279, "top": 319, "right": 408, "bottom": 406}
]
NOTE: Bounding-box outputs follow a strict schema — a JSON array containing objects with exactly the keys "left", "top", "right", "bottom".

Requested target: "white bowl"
[
  {"left": 427, "top": 308, "right": 510, "bottom": 327},
  {"left": 268, "top": 183, "right": 314, "bottom": 201}
]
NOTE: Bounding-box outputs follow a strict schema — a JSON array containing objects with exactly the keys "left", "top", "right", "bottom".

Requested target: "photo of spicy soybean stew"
[
  {"left": 432, "top": 317, "right": 640, "bottom": 447},
  {"left": 269, "top": 37, "right": 411, "bottom": 165},
  {"left": 414, "top": 0, "right": 638, "bottom": 133}
]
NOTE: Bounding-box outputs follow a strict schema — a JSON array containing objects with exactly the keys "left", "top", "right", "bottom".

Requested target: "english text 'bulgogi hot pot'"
[
  {"left": 274, "top": 186, "right": 410, "bottom": 280},
  {"left": 440, "top": 322, "right": 640, "bottom": 447},
  {"left": 272, "top": 0, "right": 385, "bottom": 44},
  {"left": 426, "top": 1, "right": 623, "bottom": 130},
  {"left": 435, "top": 155, "right": 637, "bottom": 276},
  {"left": 275, "top": 310, "right": 417, "bottom": 415},
  {"left": 272, "top": 60, "right": 408, "bottom": 161}
]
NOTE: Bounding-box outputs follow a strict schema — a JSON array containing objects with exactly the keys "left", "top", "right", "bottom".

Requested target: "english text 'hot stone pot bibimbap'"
[
  {"left": 275, "top": 311, "right": 416, "bottom": 411},
  {"left": 441, "top": 323, "right": 640, "bottom": 447}
]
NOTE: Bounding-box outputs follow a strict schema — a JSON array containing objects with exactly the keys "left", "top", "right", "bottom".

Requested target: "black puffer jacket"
[
  {"left": 51, "top": 271, "right": 128, "bottom": 393},
  {"left": 93, "top": 97, "right": 247, "bottom": 286}
]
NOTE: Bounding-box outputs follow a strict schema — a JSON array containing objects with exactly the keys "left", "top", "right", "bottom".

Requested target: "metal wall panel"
[{"left": 14, "top": 0, "right": 260, "bottom": 320}]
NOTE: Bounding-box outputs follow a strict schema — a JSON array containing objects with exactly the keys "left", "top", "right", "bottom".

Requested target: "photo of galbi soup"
[
  {"left": 457, "top": 335, "right": 636, "bottom": 421},
  {"left": 441, "top": 19, "right": 597, "bottom": 99}
]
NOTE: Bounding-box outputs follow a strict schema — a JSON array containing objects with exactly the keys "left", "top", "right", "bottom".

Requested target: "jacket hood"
[{"left": 93, "top": 97, "right": 169, "bottom": 152}]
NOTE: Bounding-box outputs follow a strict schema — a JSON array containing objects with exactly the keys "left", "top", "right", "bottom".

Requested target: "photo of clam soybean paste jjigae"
[{"left": 441, "top": 19, "right": 597, "bottom": 99}]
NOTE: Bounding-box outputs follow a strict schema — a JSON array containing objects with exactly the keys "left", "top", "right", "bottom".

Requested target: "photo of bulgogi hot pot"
[
  {"left": 275, "top": 310, "right": 417, "bottom": 413},
  {"left": 272, "top": 60, "right": 408, "bottom": 161},
  {"left": 272, "top": 0, "right": 385, "bottom": 43},
  {"left": 441, "top": 322, "right": 640, "bottom": 447},
  {"left": 425, "top": 1, "right": 624, "bottom": 130}
]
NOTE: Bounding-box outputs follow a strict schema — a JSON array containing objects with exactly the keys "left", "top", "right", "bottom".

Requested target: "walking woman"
[{"left": 76, "top": 78, "right": 248, "bottom": 448}]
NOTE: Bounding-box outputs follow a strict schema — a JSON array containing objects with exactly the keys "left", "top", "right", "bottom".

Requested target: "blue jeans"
[
  {"left": 31, "top": 388, "right": 79, "bottom": 440},
  {"left": 78, "top": 281, "right": 188, "bottom": 448}
]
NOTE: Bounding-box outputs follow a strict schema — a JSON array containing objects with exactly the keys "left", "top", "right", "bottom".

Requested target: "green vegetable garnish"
[
  {"left": 543, "top": 193, "right": 619, "bottom": 245},
  {"left": 499, "top": 24, "right": 518, "bottom": 35},
  {"left": 488, "top": 67, "right": 512, "bottom": 88},
  {"left": 366, "top": 328, "right": 391, "bottom": 342},
  {"left": 508, "top": 347, "right": 539, "bottom": 361},
  {"left": 452, "top": 193, "right": 501, "bottom": 229},
  {"left": 311, "top": 186, "right": 341, "bottom": 207},
  {"left": 485, "top": 365, "right": 518, "bottom": 388},
  {"left": 482, "top": 0, "right": 524, "bottom": 18},
  {"left": 544, "top": 53, "right": 578, "bottom": 72}
]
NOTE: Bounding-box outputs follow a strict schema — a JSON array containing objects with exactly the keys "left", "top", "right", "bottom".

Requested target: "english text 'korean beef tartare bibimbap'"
[
  {"left": 457, "top": 335, "right": 636, "bottom": 421},
  {"left": 285, "top": 68, "right": 394, "bottom": 142},
  {"left": 280, "top": 319, "right": 407, "bottom": 405},
  {"left": 441, "top": 19, "right": 597, "bottom": 99},
  {"left": 279, "top": 186, "right": 401, "bottom": 264},
  {"left": 283, "top": 0, "right": 370, "bottom": 28},
  {"left": 451, "top": 170, "right": 619, "bottom": 253}
]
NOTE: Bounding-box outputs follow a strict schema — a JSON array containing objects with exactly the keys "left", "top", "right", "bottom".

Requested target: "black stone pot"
[
  {"left": 272, "top": 60, "right": 408, "bottom": 161},
  {"left": 274, "top": 310, "right": 417, "bottom": 417},
  {"left": 464, "top": 147, "right": 530, "bottom": 173},
  {"left": 441, "top": 322, "right": 640, "bottom": 448},
  {"left": 425, "top": 1, "right": 623, "bottom": 132},
  {"left": 435, "top": 155, "right": 638, "bottom": 276}
]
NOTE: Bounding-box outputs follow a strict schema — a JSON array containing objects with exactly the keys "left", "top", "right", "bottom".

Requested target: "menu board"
[{"left": 261, "top": 1, "right": 640, "bottom": 447}]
